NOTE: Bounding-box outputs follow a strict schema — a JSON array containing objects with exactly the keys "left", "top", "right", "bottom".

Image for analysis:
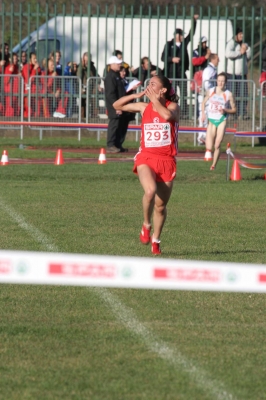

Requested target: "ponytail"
[{"left": 156, "top": 75, "right": 179, "bottom": 103}]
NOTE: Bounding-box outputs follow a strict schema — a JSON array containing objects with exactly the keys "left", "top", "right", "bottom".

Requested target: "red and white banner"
[
  {"left": 0, "top": 250, "right": 266, "bottom": 292},
  {"left": 228, "top": 148, "right": 266, "bottom": 170}
]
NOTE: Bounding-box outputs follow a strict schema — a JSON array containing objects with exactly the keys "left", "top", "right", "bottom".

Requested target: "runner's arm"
[
  {"left": 224, "top": 93, "right": 237, "bottom": 114},
  {"left": 113, "top": 91, "right": 147, "bottom": 114},
  {"left": 153, "top": 100, "right": 179, "bottom": 122}
]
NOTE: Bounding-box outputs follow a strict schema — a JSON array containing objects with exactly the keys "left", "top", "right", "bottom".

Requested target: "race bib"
[
  {"left": 209, "top": 101, "right": 224, "bottom": 114},
  {"left": 144, "top": 123, "right": 171, "bottom": 148}
]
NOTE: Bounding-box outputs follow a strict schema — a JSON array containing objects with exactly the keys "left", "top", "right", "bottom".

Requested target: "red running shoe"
[
  {"left": 151, "top": 240, "right": 161, "bottom": 255},
  {"left": 139, "top": 224, "right": 151, "bottom": 245}
]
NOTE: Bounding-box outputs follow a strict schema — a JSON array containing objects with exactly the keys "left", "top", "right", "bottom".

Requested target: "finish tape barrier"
[
  {"left": 227, "top": 148, "right": 266, "bottom": 169},
  {"left": 0, "top": 250, "right": 266, "bottom": 293},
  {"left": 0, "top": 120, "right": 237, "bottom": 134}
]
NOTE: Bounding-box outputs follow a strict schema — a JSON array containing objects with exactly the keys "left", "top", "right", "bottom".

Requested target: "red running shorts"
[{"left": 133, "top": 153, "right": 176, "bottom": 182}]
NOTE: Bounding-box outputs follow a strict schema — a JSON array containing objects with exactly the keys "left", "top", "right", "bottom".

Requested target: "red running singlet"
[{"left": 138, "top": 100, "right": 178, "bottom": 158}]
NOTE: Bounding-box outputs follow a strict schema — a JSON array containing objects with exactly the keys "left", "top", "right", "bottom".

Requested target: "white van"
[{"left": 13, "top": 16, "right": 233, "bottom": 77}]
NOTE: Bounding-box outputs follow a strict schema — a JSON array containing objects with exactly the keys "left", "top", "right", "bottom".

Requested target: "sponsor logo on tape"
[
  {"left": 121, "top": 266, "right": 133, "bottom": 278},
  {"left": 17, "top": 261, "right": 29, "bottom": 274},
  {"left": 226, "top": 271, "right": 238, "bottom": 282},
  {"left": 153, "top": 267, "right": 221, "bottom": 282},
  {"left": 258, "top": 274, "right": 266, "bottom": 283},
  {"left": 49, "top": 263, "right": 116, "bottom": 278},
  {"left": 0, "top": 260, "right": 12, "bottom": 274}
]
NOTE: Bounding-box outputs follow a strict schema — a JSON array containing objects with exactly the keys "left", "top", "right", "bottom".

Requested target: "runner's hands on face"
[{"left": 145, "top": 85, "right": 161, "bottom": 102}]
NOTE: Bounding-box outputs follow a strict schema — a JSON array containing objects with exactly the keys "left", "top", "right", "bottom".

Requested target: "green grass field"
[{"left": 0, "top": 155, "right": 266, "bottom": 399}]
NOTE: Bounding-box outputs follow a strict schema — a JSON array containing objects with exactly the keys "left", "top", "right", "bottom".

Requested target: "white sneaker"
[
  {"left": 198, "top": 137, "right": 206, "bottom": 145},
  {"left": 53, "top": 112, "right": 59, "bottom": 118},
  {"left": 55, "top": 112, "right": 66, "bottom": 118}
]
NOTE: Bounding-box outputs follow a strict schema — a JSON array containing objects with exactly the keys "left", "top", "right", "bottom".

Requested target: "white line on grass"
[
  {"left": 0, "top": 198, "right": 58, "bottom": 252},
  {"left": 94, "top": 287, "right": 236, "bottom": 400},
  {"left": 0, "top": 197, "right": 236, "bottom": 400}
]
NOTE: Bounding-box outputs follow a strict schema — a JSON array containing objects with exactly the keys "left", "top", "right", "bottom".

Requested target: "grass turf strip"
[{"left": 0, "top": 161, "right": 265, "bottom": 399}]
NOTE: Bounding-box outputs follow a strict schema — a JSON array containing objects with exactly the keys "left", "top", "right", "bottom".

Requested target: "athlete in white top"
[{"left": 202, "top": 72, "right": 236, "bottom": 170}]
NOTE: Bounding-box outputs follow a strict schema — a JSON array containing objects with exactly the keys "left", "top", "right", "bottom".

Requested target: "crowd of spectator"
[{"left": 0, "top": 21, "right": 260, "bottom": 146}]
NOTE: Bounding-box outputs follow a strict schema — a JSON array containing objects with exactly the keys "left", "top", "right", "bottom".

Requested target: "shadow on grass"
[{"left": 166, "top": 249, "right": 260, "bottom": 258}]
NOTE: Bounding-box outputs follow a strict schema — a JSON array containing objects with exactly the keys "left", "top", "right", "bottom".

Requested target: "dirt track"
[{"left": 7, "top": 148, "right": 266, "bottom": 164}]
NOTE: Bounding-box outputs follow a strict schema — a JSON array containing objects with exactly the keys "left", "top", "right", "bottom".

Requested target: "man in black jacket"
[
  {"left": 104, "top": 55, "right": 129, "bottom": 153},
  {"left": 132, "top": 57, "right": 163, "bottom": 85},
  {"left": 161, "top": 15, "right": 198, "bottom": 117}
]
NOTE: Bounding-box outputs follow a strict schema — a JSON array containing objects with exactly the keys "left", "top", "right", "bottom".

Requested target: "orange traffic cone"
[
  {"left": 204, "top": 149, "right": 213, "bottom": 161},
  {"left": 263, "top": 173, "right": 266, "bottom": 180},
  {"left": 54, "top": 149, "right": 64, "bottom": 165},
  {"left": 230, "top": 160, "right": 242, "bottom": 181},
  {"left": 98, "top": 148, "right": 107, "bottom": 164},
  {"left": 1, "top": 150, "right": 9, "bottom": 165}
]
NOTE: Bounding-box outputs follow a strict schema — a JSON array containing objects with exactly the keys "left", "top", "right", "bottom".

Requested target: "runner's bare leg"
[
  {"left": 153, "top": 181, "right": 173, "bottom": 240},
  {"left": 212, "top": 120, "right": 226, "bottom": 168},
  {"left": 137, "top": 164, "right": 157, "bottom": 226},
  {"left": 205, "top": 122, "right": 216, "bottom": 154}
]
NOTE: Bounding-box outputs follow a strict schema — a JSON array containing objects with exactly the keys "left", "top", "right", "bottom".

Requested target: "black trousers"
[{"left": 107, "top": 116, "right": 129, "bottom": 148}]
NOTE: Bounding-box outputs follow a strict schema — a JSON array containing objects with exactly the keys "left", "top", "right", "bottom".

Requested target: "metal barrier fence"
[
  {"left": 28, "top": 75, "right": 82, "bottom": 139},
  {"left": 200, "top": 78, "right": 256, "bottom": 146},
  {"left": 0, "top": 74, "right": 24, "bottom": 139},
  {"left": 201, "top": 79, "right": 255, "bottom": 129},
  {"left": 2, "top": 4, "right": 266, "bottom": 82},
  {"left": 0, "top": 74, "right": 264, "bottom": 145},
  {"left": 260, "top": 81, "right": 266, "bottom": 133},
  {"left": 0, "top": 4, "right": 265, "bottom": 144}
]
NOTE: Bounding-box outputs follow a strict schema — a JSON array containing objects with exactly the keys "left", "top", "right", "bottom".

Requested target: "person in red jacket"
[
  {"left": 21, "top": 52, "right": 42, "bottom": 118},
  {"left": 113, "top": 75, "right": 179, "bottom": 255},
  {"left": 41, "top": 58, "right": 67, "bottom": 118},
  {"left": 4, "top": 52, "right": 21, "bottom": 117},
  {"left": 0, "top": 47, "right": 9, "bottom": 115}
]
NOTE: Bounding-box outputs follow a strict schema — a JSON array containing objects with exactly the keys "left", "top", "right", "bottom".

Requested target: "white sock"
[{"left": 144, "top": 223, "right": 151, "bottom": 229}]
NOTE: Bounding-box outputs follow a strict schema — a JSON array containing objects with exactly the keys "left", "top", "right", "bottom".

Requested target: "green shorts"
[{"left": 208, "top": 115, "right": 226, "bottom": 127}]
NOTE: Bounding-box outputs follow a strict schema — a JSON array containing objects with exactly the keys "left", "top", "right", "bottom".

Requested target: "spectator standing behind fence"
[
  {"left": 131, "top": 57, "right": 163, "bottom": 86},
  {"left": 0, "top": 43, "right": 10, "bottom": 116},
  {"left": 225, "top": 27, "right": 251, "bottom": 120},
  {"left": 1, "top": 43, "right": 10, "bottom": 63},
  {"left": 192, "top": 36, "right": 211, "bottom": 144},
  {"left": 4, "top": 52, "right": 20, "bottom": 117},
  {"left": 161, "top": 14, "right": 198, "bottom": 118},
  {"left": 20, "top": 51, "right": 27, "bottom": 72},
  {"left": 103, "top": 50, "right": 131, "bottom": 78},
  {"left": 119, "top": 65, "right": 139, "bottom": 127},
  {"left": 259, "top": 42, "right": 266, "bottom": 97},
  {"left": 49, "top": 51, "right": 63, "bottom": 76},
  {"left": 0, "top": 51, "right": 6, "bottom": 115},
  {"left": 78, "top": 52, "right": 102, "bottom": 118},
  {"left": 64, "top": 61, "right": 79, "bottom": 117},
  {"left": 41, "top": 58, "right": 67, "bottom": 118},
  {"left": 105, "top": 56, "right": 139, "bottom": 153},
  {"left": 202, "top": 53, "right": 219, "bottom": 92},
  {"left": 21, "top": 52, "right": 42, "bottom": 118}
]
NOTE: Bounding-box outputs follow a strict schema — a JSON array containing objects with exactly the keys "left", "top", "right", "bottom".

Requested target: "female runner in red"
[{"left": 113, "top": 76, "right": 179, "bottom": 255}]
